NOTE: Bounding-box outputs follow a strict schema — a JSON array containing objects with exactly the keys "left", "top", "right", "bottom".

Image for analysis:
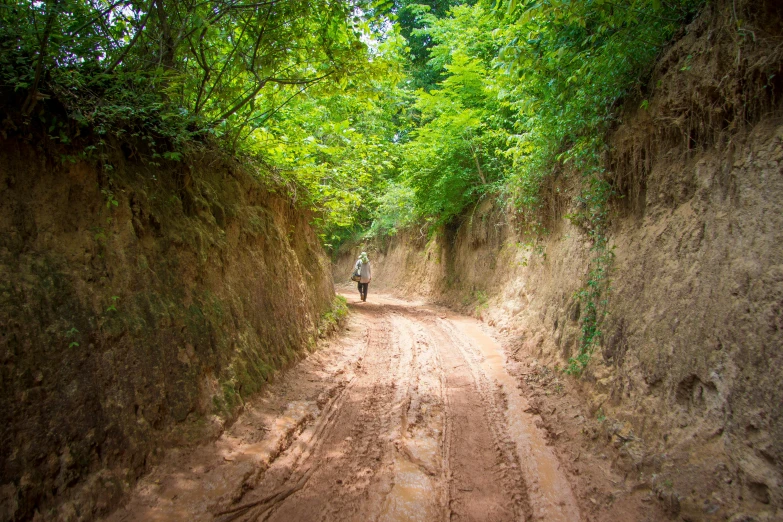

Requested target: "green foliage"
[
  {"left": 2, "top": 0, "right": 704, "bottom": 376},
  {"left": 366, "top": 181, "right": 417, "bottom": 237},
  {"left": 564, "top": 169, "right": 615, "bottom": 375},
  {"left": 319, "top": 295, "right": 349, "bottom": 336},
  {"left": 105, "top": 295, "right": 119, "bottom": 313},
  {"left": 368, "top": 0, "right": 700, "bottom": 239},
  {"left": 493, "top": 0, "right": 702, "bottom": 219},
  {"left": 473, "top": 289, "right": 489, "bottom": 316},
  {"left": 250, "top": 61, "right": 409, "bottom": 247},
  {"left": 393, "top": 0, "right": 464, "bottom": 89},
  {"left": 65, "top": 327, "right": 80, "bottom": 348},
  {"left": 101, "top": 189, "right": 119, "bottom": 209},
  {"left": 0, "top": 0, "right": 388, "bottom": 154},
  {"left": 0, "top": 0, "right": 702, "bottom": 245},
  {"left": 400, "top": 4, "right": 513, "bottom": 227}
]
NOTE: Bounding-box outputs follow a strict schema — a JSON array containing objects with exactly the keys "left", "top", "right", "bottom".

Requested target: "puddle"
[
  {"left": 380, "top": 315, "right": 444, "bottom": 521},
  {"left": 404, "top": 427, "right": 440, "bottom": 473},
  {"left": 452, "top": 318, "right": 581, "bottom": 522},
  {"left": 379, "top": 455, "right": 440, "bottom": 522},
  {"left": 240, "top": 400, "right": 319, "bottom": 462}
]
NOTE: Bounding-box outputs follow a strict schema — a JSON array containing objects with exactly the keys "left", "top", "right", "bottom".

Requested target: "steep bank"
[
  {"left": 0, "top": 141, "right": 336, "bottom": 521},
  {"left": 336, "top": 1, "right": 783, "bottom": 519}
]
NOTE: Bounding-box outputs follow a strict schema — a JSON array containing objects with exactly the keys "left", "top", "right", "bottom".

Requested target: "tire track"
[
  {"left": 218, "top": 311, "right": 397, "bottom": 522},
  {"left": 416, "top": 313, "right": 531, "bottom": 522},
  {"left": 107, "top": 292, "right": 582, "bottom": 522},
  {"left": 442, "top": 317, "right": 582, "bottom": 521},
  {"left": 247, "top": 305, "right": 453, "bottom": 522},
  {"left": 377, "top": 314, "right": 448, "bottom": 522},
  {"left": 213, "top": 325, "right": 382, "bottom": 522}
]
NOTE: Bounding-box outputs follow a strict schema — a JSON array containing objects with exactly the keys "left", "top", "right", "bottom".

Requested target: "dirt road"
[{"left": 105, "top": 292, "right": 649, "bottom": 522}]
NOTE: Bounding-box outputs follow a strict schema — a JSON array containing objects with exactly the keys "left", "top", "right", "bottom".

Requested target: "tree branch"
[
  {"left": 107, "top": 2, "right": 153, "bottom": 73},
  {"left": 68, "top": 0, "right": 129, "bottom": 36},
  {"left": 211, "top": 71, "right": 333, "bottom": 125},
  {"left": 22, "top": 0, "right": 60, "bottom": 116},
  {"left": 198, "top": 12, "right": 253, "bottom": 114}
]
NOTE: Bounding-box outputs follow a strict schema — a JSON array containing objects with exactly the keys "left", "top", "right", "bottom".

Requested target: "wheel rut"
[{"left": 105, "top": 292, "right": 581, "bottom": 522}]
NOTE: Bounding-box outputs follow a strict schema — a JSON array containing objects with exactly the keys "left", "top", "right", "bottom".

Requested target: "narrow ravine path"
[{"left": 105, "top": 291, "right": 636, "bottom": 522}]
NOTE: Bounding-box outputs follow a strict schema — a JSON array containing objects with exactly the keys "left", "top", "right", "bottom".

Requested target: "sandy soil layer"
[{"left": 104, "top": 289, "right": 667, "bottom": 522}]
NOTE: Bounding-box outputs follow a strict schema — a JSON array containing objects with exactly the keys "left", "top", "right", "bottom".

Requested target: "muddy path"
[{"left": 105, "top": 291, "right": 665, "bottom": 522}]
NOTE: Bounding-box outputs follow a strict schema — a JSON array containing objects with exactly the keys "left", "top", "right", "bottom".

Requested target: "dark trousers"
[{"left": 357, "top": 282, "right": 368, "bottom": 298}]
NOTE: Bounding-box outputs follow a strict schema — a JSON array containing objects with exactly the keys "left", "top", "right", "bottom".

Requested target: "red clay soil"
[{"left": 104, "top": 290, "right": 669, "bottom": 522}]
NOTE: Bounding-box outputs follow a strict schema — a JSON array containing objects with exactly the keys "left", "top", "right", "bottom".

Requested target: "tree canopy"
[{"left": 1, "top": 0, "right": 702, "bottom": 245}]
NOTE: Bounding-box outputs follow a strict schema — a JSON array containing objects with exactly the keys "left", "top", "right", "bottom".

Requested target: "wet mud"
[{"left": 105, "top": 291, "right": 660, "bottom": 521}]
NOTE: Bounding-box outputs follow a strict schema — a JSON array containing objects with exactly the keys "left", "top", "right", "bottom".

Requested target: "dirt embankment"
[
  {"left": 0, "top": 141, "right": 336, "bottom": 521},
  {"left": 336, "top": 1, "right": 783, "bottom": 520}
]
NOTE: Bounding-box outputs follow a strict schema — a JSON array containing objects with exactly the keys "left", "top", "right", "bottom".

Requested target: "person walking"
[{"left": 354, "top": 251, "right": 372, "bottom": 302}]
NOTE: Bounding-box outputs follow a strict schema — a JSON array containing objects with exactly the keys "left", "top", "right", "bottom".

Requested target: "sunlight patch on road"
[{"left": 452, "top": 318, "right": 582, "bottom": 522}]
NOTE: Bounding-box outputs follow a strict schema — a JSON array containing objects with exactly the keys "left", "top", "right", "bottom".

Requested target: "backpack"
[{"left": 350, "top": 262, "right": 362, "bottom": 282}]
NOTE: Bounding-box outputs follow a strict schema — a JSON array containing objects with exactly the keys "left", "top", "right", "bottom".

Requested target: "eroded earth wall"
[
  {"left": 0, "top": 142, "right": 335, "bottom": 521},
  {"left": 336, "top": 1, "right": 783, "bottom": 519}
]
